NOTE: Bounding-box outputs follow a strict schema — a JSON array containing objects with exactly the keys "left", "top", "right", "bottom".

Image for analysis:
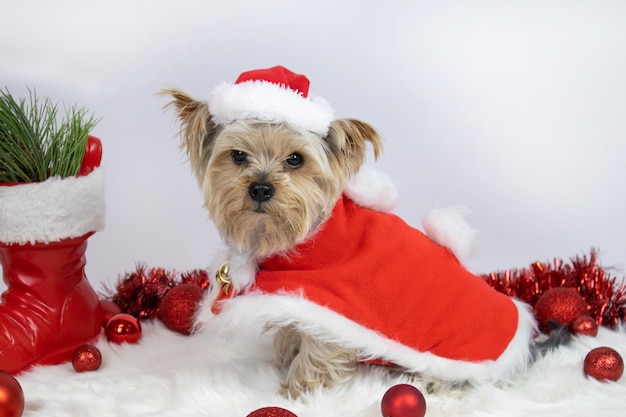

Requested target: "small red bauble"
[
  {"left": 71, "top": 344, "right": 102, "bottom": 372},
  {"left": 533, "top": 287, "right": 589, "bottom": 332},
  {"left": 247, "top": 406, "right": 298, "bottom": 417},
  {"left": 0, "top": 370, "right": 24, "bottom": 417},
  {"left": 158, "top": 283, "right": 204, "bottom": 335},
  {"left": 105, "top": 313, "right": 142, "bottom": 344},
  {"left": 571, "top": 315, "right": 598, "bottom": 337},
  {"left": 100, "top": 299, "right": 123, "bottom": 329},
  {"left": 381, "top": 384, "right": 426, "bottom": 417},
  {"left": 584, "top": 347, "right": 624, "bottom": 382}
]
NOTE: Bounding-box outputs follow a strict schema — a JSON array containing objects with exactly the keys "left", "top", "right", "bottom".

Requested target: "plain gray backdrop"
[{"left": 2, "top": 0, "right": 625, "bottom": 292}]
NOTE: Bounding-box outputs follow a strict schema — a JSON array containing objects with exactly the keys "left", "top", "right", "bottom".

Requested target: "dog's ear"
[
  {"left": 160, "top": 88, "right": 219, "bottom": 186},
  {"left": 325, "top": 118, "right": 383, "bottom": 179}
]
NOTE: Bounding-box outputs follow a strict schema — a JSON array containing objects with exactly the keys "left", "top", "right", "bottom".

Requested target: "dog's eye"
[
  {"left": 231, "top": 150, "right": 248, "bottom": 164},
  {"left": 285, "top": 153, "right": 303, "bottom": 169}
]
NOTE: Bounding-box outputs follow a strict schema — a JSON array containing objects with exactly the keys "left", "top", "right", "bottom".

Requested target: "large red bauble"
[
  {"left": 71, "top": 344, "right": 102, "bottom": 372},
  {"left": 584, "top": 347, "right": 624, "bottom": 382},
  {"left": 381, "top": 384, "right": 426, "bottom": 417},
  {"left": 99, "top": 299, "right": 123, "bottom": 329},
  {"left": 247, "top": 406, "right": 298, "bottom": 417},
  {"left": 533, "top": 287, "right": 589, "bottom": 332},
  {"left": 158, "top": 284, "right": 204, "bottom": 335},
  {"left": 0, "top": 370, "right": 24, "bottom": 417},
  {"left": 105, "top": 313, "right": 142, "bottom": 344}
]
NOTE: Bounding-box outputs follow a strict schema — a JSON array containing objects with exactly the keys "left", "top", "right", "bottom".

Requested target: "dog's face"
[{"left": 162, "top": 89, "right": 382, "bottom": 258}]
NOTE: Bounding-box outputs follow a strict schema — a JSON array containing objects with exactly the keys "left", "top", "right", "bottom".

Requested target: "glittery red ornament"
[
  {"left": 247, "top": 407, "right": 298, "bottom": 417},
  {"left": 483, "top": 250, "right": 626, "bottom": 328},
  {"left": 100, "top": 299, "right": 122, "bottom": 329},
  {"left": 108, "top": 266, "right": 210, "bottom": 322},
  {"left": 533, "top": 287, "right": 589, "bottom": 332},
  {"left": 0, "top": 370, "right": 24, "bottom": 417},
  {"left": 158, "top": 283, "right": 205, "bottom": 335},
  {"left": 584, "top": 347, "right": 624, "bottom": 382},
  {"left": 381, "top": 384, "right": 426, "bottom": 417},
  {"left": 571, "top": 315, "right": 598, "bottom": 337},
  {"left": 71, "top": 344, "right": 102, "bottom": 372},
  {"left": 105, "top": 313, "right": 142, "bottom": 344}
]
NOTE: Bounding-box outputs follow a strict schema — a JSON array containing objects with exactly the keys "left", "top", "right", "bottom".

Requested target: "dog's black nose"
[{"left": 248, "top": 182, "right": 274, "bottom": 203}]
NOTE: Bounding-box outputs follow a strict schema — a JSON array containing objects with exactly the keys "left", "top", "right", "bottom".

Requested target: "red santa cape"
[{"left": 203, "top": 196, "right": 536, "bottom": 383}]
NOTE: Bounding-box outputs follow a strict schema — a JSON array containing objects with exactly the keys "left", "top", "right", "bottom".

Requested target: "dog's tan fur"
[
  {"left": 161, "top": 88, "right": 382, "bottom": 258},
  {"left": 271, "top": 324, "right": 358, "bottom": 396},
  {"left": 162, "top": 88, "right": 383, "bottom": 397}
]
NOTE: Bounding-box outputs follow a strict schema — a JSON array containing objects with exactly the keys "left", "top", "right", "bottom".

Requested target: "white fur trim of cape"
[
  {"left": 196, "top": 291, "right": 537, "bottom": 384},
  {"left": 344, "top": 164, "right": 398, "bottom": 213},
  {"left": 208, "top": 81, "right": 335, "bottom": 135},
  {"left": 0, "top": 168, "right": 105, "bottom": 244},
  {"left": 422, "top": 206, "right": 478, "bottom": 265}
]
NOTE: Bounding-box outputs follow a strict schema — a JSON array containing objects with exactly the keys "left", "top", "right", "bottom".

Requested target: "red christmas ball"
[
  {"left": 71, "top": 344, "right": 102, "bottom": 372},
  {"left": 158, "top": 284, "right": 204, "bottom": 335},
  {"left": 381, "top": 384, "right": 426, "bottom": 417},
  {"left": 533, "top": 287, "right": 589, "bottom": 332},
  {"left": 105, "top": 313, "right": 142, "bottom": 344},
  {"left": 571, "top": 315, "right": 598, "bottom": 337},
  {"left": 0, "top": 370, "right": 24, "bottom": 417},
  {"left": 247, "top": 406, "right": 298, "bottom": 417},
  {"left": 584, "top": 347, "right": 624, "bottom": 382},
  {"left": 100, "top": 299, "right": 123, "bottom": 329}
]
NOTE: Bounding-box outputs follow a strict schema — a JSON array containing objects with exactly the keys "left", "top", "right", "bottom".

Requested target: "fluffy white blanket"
[{"left": 17, "top": 320, "right": 626, "bottom": 417}]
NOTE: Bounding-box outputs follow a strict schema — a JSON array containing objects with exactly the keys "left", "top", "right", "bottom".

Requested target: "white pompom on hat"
[{"left": 208, "top": 65, "right": 334, "bottom": 135}]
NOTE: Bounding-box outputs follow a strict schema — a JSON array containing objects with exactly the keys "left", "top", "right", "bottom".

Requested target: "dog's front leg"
[{"left": 275, "top": 325, "right": 358, "bottom": 398}]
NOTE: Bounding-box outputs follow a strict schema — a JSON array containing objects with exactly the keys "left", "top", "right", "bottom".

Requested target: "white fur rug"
[{"left": 17, "top": 320, "right": 626, "bottom": 417}]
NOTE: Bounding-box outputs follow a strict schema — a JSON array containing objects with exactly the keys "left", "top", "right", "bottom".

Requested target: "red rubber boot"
[{"left": 0, "top": 137, "right": 105, "bottom": 374}]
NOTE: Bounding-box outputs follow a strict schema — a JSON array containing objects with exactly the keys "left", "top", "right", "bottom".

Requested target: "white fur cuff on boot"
[{"left": 0, "top": 168, "right": 105, "bottom": 244}]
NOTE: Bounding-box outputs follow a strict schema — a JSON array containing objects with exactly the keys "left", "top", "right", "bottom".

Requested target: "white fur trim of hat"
[
  {"left": 0, "top": 168, "right": 105, "bottom": 244},
  {"left": 208, "top": 65, "right": 334, "bottom": 136}
]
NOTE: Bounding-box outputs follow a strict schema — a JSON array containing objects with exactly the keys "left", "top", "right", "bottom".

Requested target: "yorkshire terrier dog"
[{"left": 162, "top": 66, "right": 539, "bottom": 398}]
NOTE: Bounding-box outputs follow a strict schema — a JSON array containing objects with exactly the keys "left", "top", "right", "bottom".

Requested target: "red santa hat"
[{"left": 208, "top": 66, "right": 334, "bottom": 135}]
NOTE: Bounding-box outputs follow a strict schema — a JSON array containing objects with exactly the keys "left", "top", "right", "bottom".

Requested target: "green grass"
[{"left": 0, "top": 88, "right": 99, "bottom": 183}]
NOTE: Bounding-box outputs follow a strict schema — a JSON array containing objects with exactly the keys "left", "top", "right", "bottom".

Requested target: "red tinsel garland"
[
  {"left": 106, "top": 250, "right": 625, "bottom": 329},
  {"left": 482, "top": 249, "right": 626, "bottom": 328},
  {"left": 103, "top": 265, "right": 209, "bottom": 320}
]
